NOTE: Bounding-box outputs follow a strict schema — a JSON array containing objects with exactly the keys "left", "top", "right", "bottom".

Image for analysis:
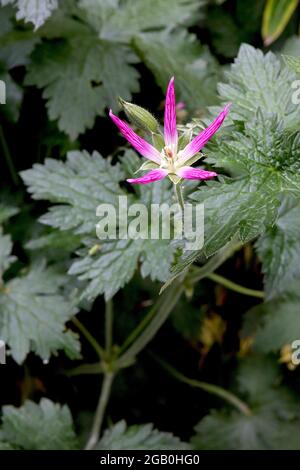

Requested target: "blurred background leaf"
[{"left": 262, "top": 0, "right": 298, "bottom": 46}]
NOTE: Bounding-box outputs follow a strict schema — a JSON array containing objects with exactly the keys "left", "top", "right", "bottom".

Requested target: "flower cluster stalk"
[
  {"left": 85, "top": 299, "right": 115, "bottom": 450},
  {"left": 84, "top": 371, "right": 115, "bottom": 450},
  {"left": 82, "top": 238, "right": 255, "bottom": 449},
  {"left": 152, "top": 354, "right": 252, "bottom": 416}
]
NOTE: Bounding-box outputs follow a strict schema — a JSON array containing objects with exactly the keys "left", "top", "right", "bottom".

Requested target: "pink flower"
[
  {"left": 176, "top": 101, "right": 186, "bottom": 110},
  {"left": 110, "top": 77, "right": 230, "bottom": 185}
]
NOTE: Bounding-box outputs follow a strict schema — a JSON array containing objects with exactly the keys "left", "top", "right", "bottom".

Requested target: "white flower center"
[{"left": 160, "top": 146, "right": 179, "bottom": 173}]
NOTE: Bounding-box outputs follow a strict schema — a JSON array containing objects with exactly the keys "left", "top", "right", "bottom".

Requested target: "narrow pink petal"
[
  {"left": 178, "top": 104, "right": 231, "bottom": 163},
  {"left": 164, "top": 77, "right": 178, "bottom": 151},
  {"left": 176, "top": 166, "right": 217, "bottom": 180},
  {"left": 109, "top": 110, "right": 161, "bottom": 164},
  {"left": 127, "top": 169, "right": 168, "bottom": 185}
]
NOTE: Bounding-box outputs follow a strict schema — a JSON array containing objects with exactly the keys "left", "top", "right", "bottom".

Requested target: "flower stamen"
[{"left": 164, "top": 146, "right": 174, "bottom": 159}]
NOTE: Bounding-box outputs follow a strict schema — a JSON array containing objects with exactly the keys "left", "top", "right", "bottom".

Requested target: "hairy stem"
[
  {"left": 105, "top": 299, "right": 113, "bottom": 355},
  {"left": 117, "top": 280, "right": 184, "bottom": 368},
  {"left": 160, "top": 239, "right": 241, "bottom": 294},
  {"left": 118, "top": 242, "right": 241, "bottom": 368},
  {"left": 118, "top": 296, "right": 164, "bottom": 355},
  {"left": 72, "top": 317, "right": 105, "bottom": 360},
  {"left": 84, "top": 299, "right": 117, "bottom": 450},
  {"left": 0, "top": 125, "right": 18, "bottom": 185},
  {"left": 66, "top": 362, "right": 103, "bottom": 377},
  {"left": 154, "top": 355, "right": 252, "bottom": 416},
  {"left": 84, "top": 371, "right": 115, "bottom": 450},
  {"left": 187, "top": 240, "right": 242, "bottom": 285},
  {"left": 207, "top": 272, "right": 264, "bottom": 299},
  {"left": 174, "top": 182, "right": 185, "bottom": 211}
]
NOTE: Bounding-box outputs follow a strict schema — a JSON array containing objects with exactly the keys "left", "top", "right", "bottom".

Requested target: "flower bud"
[
  {"left": 118, "top": 97, "right": 159, "bottom": 133},
  {"left": 88, "top": 244, "right": 101, "bottom": 256}
]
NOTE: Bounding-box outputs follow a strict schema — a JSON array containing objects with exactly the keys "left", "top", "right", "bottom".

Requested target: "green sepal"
[
  {"left": 178, "top": 129, "right": 192, "bottom": 150},
  {"left": 118, "top": 97, "right": 159, "bottom": 133},
  {"left": 182, "top": 152, "right": 203, "bottom": 167},
  {"left": 134, "top": 160, "right": 160, "bottom": 174},
  {"left": 168, "top": 174, "right": 181, "bottom": 184},
  {"left": 151, "top": 132, "right": 165, "bottom": 150}
]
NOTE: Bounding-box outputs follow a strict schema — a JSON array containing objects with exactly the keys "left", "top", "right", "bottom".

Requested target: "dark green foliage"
[{"left": 1, "top": 0, "right": 300, "bottom": 452}]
